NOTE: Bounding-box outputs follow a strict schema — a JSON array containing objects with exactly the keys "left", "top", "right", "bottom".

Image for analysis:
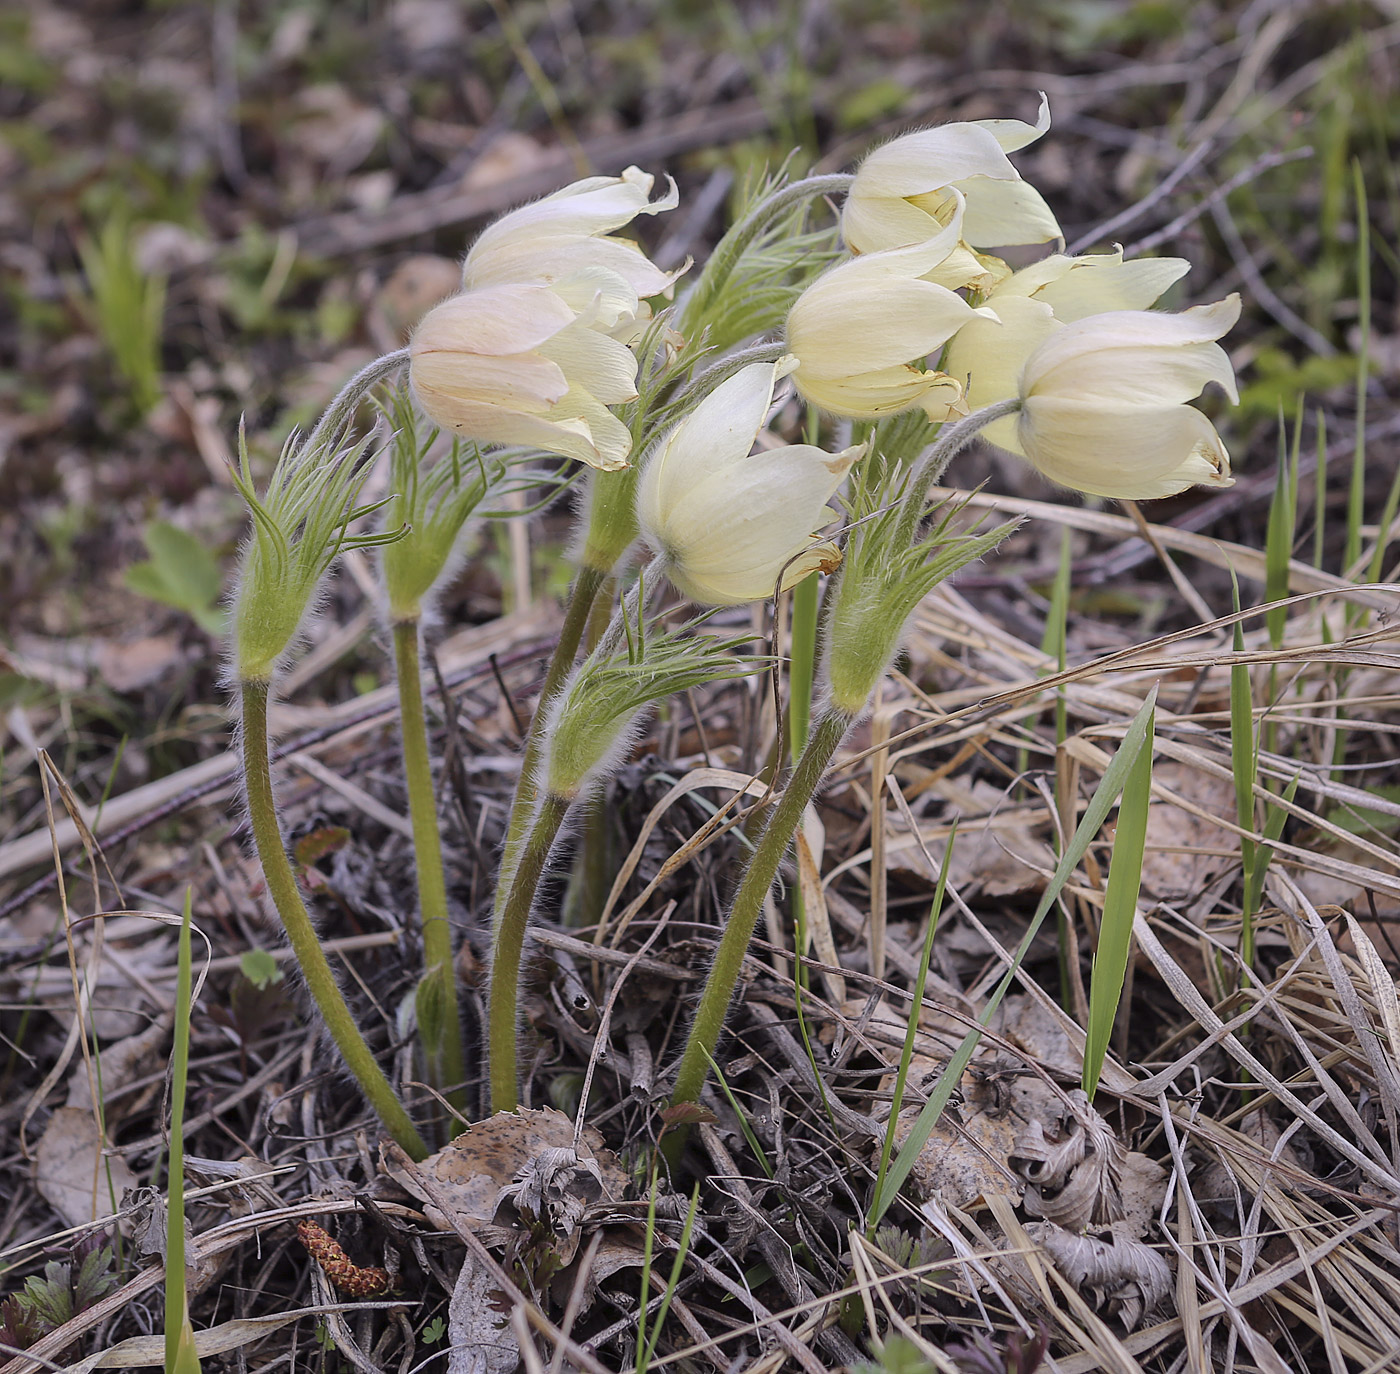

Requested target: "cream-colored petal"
[
  {"left": 637, "top": 361, "right": 782, "bottom": 534},
  {"left": 466, "top": 168, "right": 675, "bottom": 265},
  {"left": 537, "top": 321, "right": 640, "bottom": 405},
  {"left": 853, "top": 124, "right": 1022, "bottom": 197},
  {"left": 656, "top": 444, "right": 856, "bottom": 604},
  {"left": 465, "top": 235, "right": 680, "bottom": 300},
  {"left": 545, "top": 265, "right": 645, "bottom": 330},
  {"left": 789, "top": 274, "right": 986, "bottom": 376},
  {"left": 952, "top": 175, "right": 1062, "bottom": 248},
  {"left": 1022, "top": 296, "right": 1241, "bottom": 391},
  {"left": 1023, "top": 251, "right": 1190, "bottom": 319},
  {"left": 842, "top": 195, "right": 950, "bottom": 256},
  {"left": 944, "top": 294, "right": 1059, "bottom": 445},
  {"left": 794, "top": 365, "right": 962, "bottom": 420},
  {"left": 1019, "top": 398, "right": 1232, "bottom": 499},
  {"left": 1029, "top": 337, "right": 1238, "bottom": 407},
  {"left": 973, "top": 93, "right": 1052, "bottom": 153},
  {"left": 923, "top": 243, "right": 998, "bottom": 291},
  {"left": 548, "top": 386, "right": 633, "bottom": 469},
  {"left": 411, "top": 348, "right": 568, "bottom": 409},
  {"left": 412, "top": 393, "right": 606, "bottom": 465},
  {"left": 411, "top": 285, "right": 576, "bottom": 357},
  {"left": 831, "top": 198, "right": 968, "bottom": 278}
]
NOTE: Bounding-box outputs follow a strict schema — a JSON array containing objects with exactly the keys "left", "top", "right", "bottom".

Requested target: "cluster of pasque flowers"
[
  {"left": 411, "top": 98, "right": 1237, "bottom": 607},
  {"left": 234, "top": 103, "right": 1244, "bottom": 1146}
]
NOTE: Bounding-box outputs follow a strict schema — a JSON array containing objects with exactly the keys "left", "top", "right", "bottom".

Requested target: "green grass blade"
[
  {"left": 700, "top": 1046, "right": 774, "bottom": 1180},
  {"left": 1265, "top": 412, "right": 1297, "bottom": 649},
  {"left": 1243, "top": 774, "right": 1300, "bottom": 920},
  {"left": 869, "top": 691, "right": 1157, "bottom": 1224},
  {"left": 1314, "top": 408, "right": 1328, "bottom": 571},
  {"left": 635, "top": 1172, "right": 658, "bottom": 1374},
  {"left": 1345, "top": 160, "right": 1370, "bottom": 579},
  {"left": 1082, "top": 703, "right": 1154, "bottom": 1100},
  {"left": 868, "top": 825, "right": 955, "bottom": 1235},
  {"left": 639, "top": 1185, "right": 701, "bottom": 1370},
  {"left": 165, "top": 890, "right": 202, "bottom": 1373},
  {"left": 1230, "top": 573, "right": 1259, "bottom": 966}
]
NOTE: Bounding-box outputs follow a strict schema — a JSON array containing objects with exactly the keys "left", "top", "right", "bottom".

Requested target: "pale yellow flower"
[
  {"left": 842, "top": 97, "right": 1061, "bottom": 257},
  {"left": 463, "top": 166, "right": 682, "bottom": 314},
  {"left": 1012, "top": 297, "right": 1240, "bottom": 499},
  {"left": 945, "top": 247, "right": 1193, "bottom": 451},
  {"left": 410, "top": 284, "right": 638, "bottom": 470},
  {"left": 785, "top": 212, "right": 996, "bottom": 422},
  {"left": 636, "top": 360, "right": 864, "bottom": 605}
]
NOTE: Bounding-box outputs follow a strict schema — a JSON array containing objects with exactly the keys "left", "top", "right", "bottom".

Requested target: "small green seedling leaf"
[
  {"left": 239, "top": 948, "right": 283, "bottom": 990},
  {"left": 422, "top": 1316, "right": 446, "bottom": 1343},
  {"left": 124, "top": 521, "right": 225, "bottom": 634}
]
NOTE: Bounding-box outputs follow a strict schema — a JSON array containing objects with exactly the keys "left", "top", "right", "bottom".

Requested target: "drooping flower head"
[
  {"left": 842, "top": 97, "right": 1061, "bottom": 262},
  {"left": 1013, "top": 297, "right": 1240, "bottom": 499},
  {"left": 942, "top": 247, "right": 1238, "bottom": 499},
  {"left": 636, "top": 359, "right": 864, "bottom": 605},
  {"left": 463, "top": 166, "right": 683, "bottom": 334},
  {"left": 786, "top": 202, "right": 996, "bottom": 422},
  {"left": 945, "top": 247, "right": 1193, "bottom": 451},
  {"left": 410, "top": 283, "right": 638, "bottom": 470}
]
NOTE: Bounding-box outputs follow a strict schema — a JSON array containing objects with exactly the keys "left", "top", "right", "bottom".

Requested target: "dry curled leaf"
[
  {"left": 1011, "top": 1089, "right": 1127, "bottom": 1232},
  {"left": 1025, "top": 1220, "right": 1172, "bottom": 1331},
  {"left": 385, "top": 1106, "right": 626, "bottom": 1246}
]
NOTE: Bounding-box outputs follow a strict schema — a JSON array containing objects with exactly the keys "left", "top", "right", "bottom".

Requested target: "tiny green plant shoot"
[
  {"left": 222, "top": 117, "right": 1243, "bottom": 1197},
  {"left": 77, "top": 210, "right": 166, "bottom": 419}
]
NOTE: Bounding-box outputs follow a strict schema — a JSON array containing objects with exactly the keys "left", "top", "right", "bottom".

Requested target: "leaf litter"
[{"left": 3, "top": 2, "right": 1400, "bottom": 1372}]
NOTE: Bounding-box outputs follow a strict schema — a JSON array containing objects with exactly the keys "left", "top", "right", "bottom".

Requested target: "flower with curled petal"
[
  {"left": 1010, "top": 297, "right": 1240, "bottom": 499},
  {"left": 842, "top": 97, "right": 1061, "bottom": 261},
  {"left": 463, "top": 166, "right": 683, "bottom": 327},
  {"left": 945, "top": 246, "right": 1194, "bottom": 452}
]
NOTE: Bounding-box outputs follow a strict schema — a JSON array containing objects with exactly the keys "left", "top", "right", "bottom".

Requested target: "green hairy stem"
[
  {"left": 669, "top": 708, "right": 853, "bottom": 1134},
  {"left": 494, "top": 564, "right": 608, "bottom": 907},
  {"left": 392, "top": 618, "right": 469, "bottom": 1118},
  {"left": 489, "top": 791, "right": 571, "bottom": 1113},
  {"left": 240, "top": 679, "right": 428, "bottom": 1160}
]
